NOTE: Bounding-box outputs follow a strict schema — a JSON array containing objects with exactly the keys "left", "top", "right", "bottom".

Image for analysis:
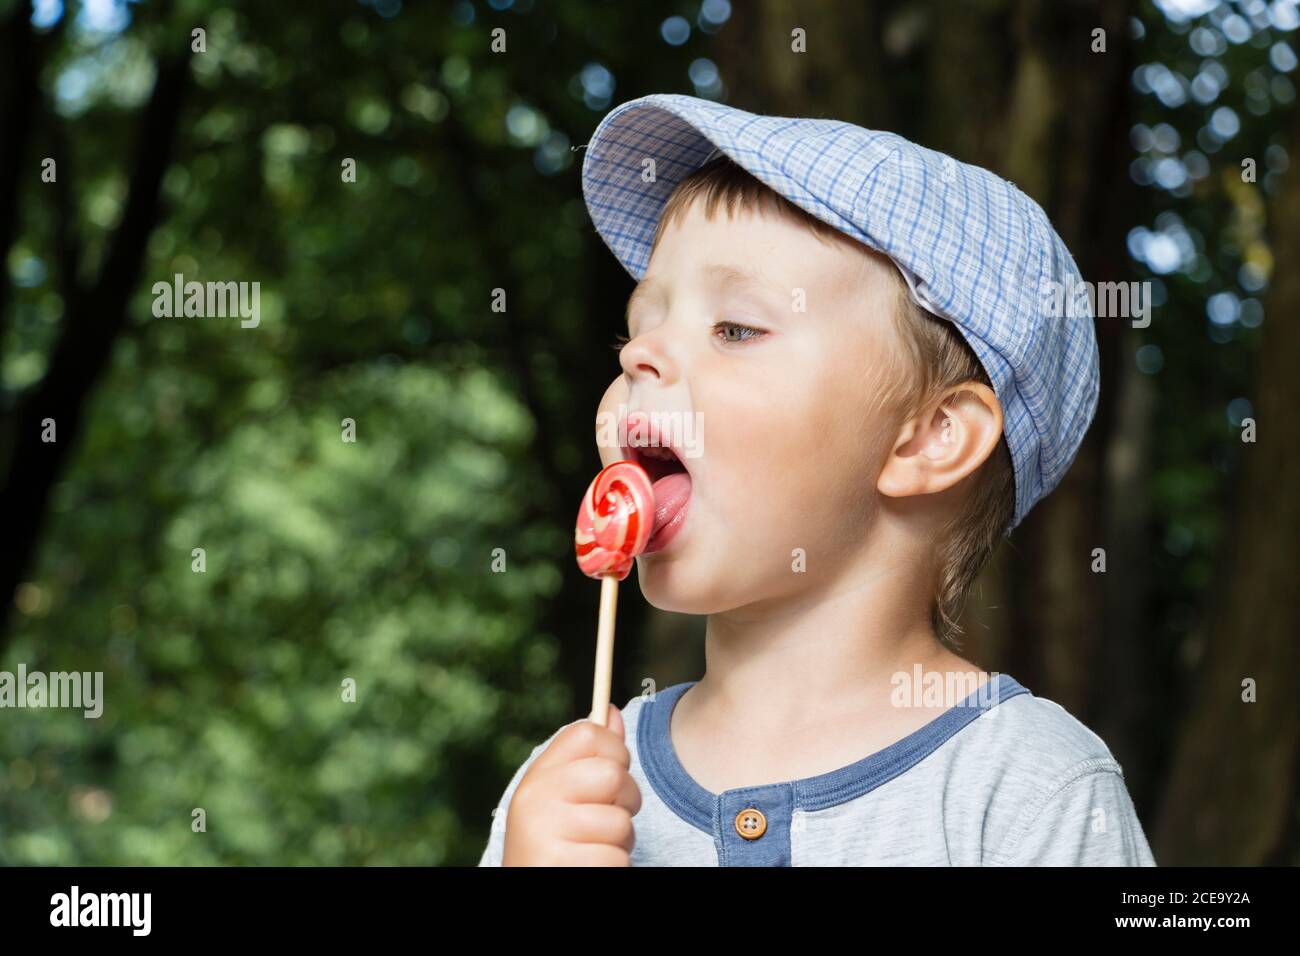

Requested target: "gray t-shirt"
[{"left": 478, "top": 673, "right": 1156, "bottom": 866}]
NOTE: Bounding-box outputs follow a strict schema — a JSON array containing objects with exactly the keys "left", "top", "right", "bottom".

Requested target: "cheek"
[
  {"left": 708, "top": 339, "right": 887, "bottom": 519},
  {"left": 694, "top": 351, "right": 838, "bottom": 511},
  {"left": 810, "top": 323, "right": 900, "bottom": 464},
  {"left": 689, "top": 355, "right": 774, "bottom": 475}
]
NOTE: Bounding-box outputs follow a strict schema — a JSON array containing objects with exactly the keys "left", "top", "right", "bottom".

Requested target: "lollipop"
[
  {"left": 575, "top": 461, "right": 655, "bottom": 581},
  {"left": 574, "top": 461, "right": 655, "bottom": 726}
]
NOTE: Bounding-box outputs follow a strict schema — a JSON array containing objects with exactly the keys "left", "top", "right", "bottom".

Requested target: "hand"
[{"left": 501, "top": 704, "right": 642, "bottom": 866}]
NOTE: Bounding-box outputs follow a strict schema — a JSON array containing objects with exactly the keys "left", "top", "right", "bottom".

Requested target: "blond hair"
[{"left": 648, "top": 155, "right": 1014, "bottom": 651}]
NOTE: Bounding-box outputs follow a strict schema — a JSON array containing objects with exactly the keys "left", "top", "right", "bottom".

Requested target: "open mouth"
[{"left": 620, "top": 418, "right": 693, "bottom": 553}]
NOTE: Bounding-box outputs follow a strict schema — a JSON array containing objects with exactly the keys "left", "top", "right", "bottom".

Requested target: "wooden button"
[{"left": 734, "top": 807, "right": 767, "bottom": 840}]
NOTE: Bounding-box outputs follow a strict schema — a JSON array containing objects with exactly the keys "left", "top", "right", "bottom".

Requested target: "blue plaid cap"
[{"left": 581, "top": 93, "right": 1100, "bottom": 532}]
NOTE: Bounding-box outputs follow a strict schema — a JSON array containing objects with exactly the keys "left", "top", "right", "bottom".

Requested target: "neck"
[{"left": 694, "top": 535, "right": 969, "bottom": 732}]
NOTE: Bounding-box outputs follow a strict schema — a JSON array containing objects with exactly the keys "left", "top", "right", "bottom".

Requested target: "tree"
[
  {"left": 0, "top": 6, "right": 192, "bottom": 652},
  {"left": 1152, "top": 101, "right": 1300, "bottom": 864}
]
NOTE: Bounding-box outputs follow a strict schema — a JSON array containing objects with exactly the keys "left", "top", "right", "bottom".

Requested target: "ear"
[{"left": 876, "top": 382, "right": 1004, "bottom": 504}]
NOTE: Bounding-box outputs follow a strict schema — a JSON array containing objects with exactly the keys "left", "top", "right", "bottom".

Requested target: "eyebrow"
[
  {"left": 625, "top": 263, "right": 789, "bottom": 328},
  {"left": 699, "top": 263, "right": 786, "bottom": 299}
]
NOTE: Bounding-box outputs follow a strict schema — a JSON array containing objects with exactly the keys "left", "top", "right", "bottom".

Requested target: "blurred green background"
[{"left": 1, "top": 0, "right": 1297, "bottom": 865}]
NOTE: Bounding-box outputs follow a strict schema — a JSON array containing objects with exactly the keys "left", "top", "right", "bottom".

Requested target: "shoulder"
[
  {"left": 943, "top": 683, "right": 1128, "bottom": 826},
  {"left": 942, "top": 684, "right": 1152, "bottom": 864},
  {"left": 952, "top": 685, "right": 1127, "bottom": 787}
]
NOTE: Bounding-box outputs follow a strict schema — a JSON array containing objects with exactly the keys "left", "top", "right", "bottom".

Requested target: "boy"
[{"left": 479, "top": 94, "right": 1156, "bottom": 866}]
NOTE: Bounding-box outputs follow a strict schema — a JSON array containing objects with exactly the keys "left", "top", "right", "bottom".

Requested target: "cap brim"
[{"left": 582, "top": 97, "right": 732, "bottom": 280}]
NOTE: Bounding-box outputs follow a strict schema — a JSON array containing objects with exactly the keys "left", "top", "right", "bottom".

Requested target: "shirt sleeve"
[
  {"left": 988, "top": 765, "right": 1157, "bottom": 867},
  {"left": 477, "top": 723, "right": 573, "bottom": 867}
]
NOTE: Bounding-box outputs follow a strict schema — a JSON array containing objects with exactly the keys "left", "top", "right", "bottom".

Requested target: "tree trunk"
[
  {"left": 0, "top": 55, "right": 192, "bottom": 654},
  {"left": 1152, "top": 108, "right": 1300, "bottom": 865},
  {"left": 0, "top": 5, "right": 43, "bottom": 345}
]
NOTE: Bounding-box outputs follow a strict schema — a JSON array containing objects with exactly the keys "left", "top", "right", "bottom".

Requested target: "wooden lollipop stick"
[
  {"left": 589, "top": 574, "right": 619, "bottom": 726},
  {"left": 575, "top": 460, "right": 653, "bottom": 727}
]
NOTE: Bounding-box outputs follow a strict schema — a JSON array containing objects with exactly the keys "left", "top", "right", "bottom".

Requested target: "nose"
[{"left": 618, "top": 327, "right": 678, "bottom": 385}]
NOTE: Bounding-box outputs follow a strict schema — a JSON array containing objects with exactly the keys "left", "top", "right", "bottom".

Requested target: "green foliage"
[
  {"left": 2, "top": 0, "right": 1293, "bottom": 865},
  {"left": 0, "top": 0, "right": 703, "bottom": 864},
  {"left": 3, "top": 358, "right": 568, "bottom": 864}
]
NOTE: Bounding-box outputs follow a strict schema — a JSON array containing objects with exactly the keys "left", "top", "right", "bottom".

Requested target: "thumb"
[{"left": 590, "top": 702, "right": 624, "bottom": 739}]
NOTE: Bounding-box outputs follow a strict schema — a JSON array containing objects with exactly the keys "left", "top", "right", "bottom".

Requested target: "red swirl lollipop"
[
  {"left": 574, "top": 461, "right": 656, "bottom": 581},
  {"left": 574, "top": 460, "right": 656, "bottom": 727}
]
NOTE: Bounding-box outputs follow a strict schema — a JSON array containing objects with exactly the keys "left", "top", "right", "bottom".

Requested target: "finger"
[
  {"left": 532, "top": 715, "right": 629, "bottom": 772},
  {"left": 603, "top": 703, "right": 624, "bottom": 740},
  {"left": 548, "top": 755, "right": 639, "bottom": 810},
  {"left": 562, "top": 803, "right": 637, "bottom": 854}
]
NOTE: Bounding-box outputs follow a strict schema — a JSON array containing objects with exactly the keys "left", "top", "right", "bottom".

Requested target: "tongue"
[{"left": 650, "top": 471, "right": 692, "bottom": 537}]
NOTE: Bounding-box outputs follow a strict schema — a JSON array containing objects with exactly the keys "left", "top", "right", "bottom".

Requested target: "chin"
[{"left": 633, "top": 557, "right": 726, "bottom": 615}]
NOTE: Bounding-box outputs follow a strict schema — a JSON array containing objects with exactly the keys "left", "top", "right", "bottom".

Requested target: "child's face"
[{"left": 596, "top": 200, "right": 909, "bottom": 614}]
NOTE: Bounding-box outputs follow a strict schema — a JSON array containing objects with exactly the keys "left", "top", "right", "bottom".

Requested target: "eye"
[
  {"left": 611, "top": 333, "right": 631, "bottom": 352},
  {"left": 712, "top": 320, "right": 765, "bottom": 344}
]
